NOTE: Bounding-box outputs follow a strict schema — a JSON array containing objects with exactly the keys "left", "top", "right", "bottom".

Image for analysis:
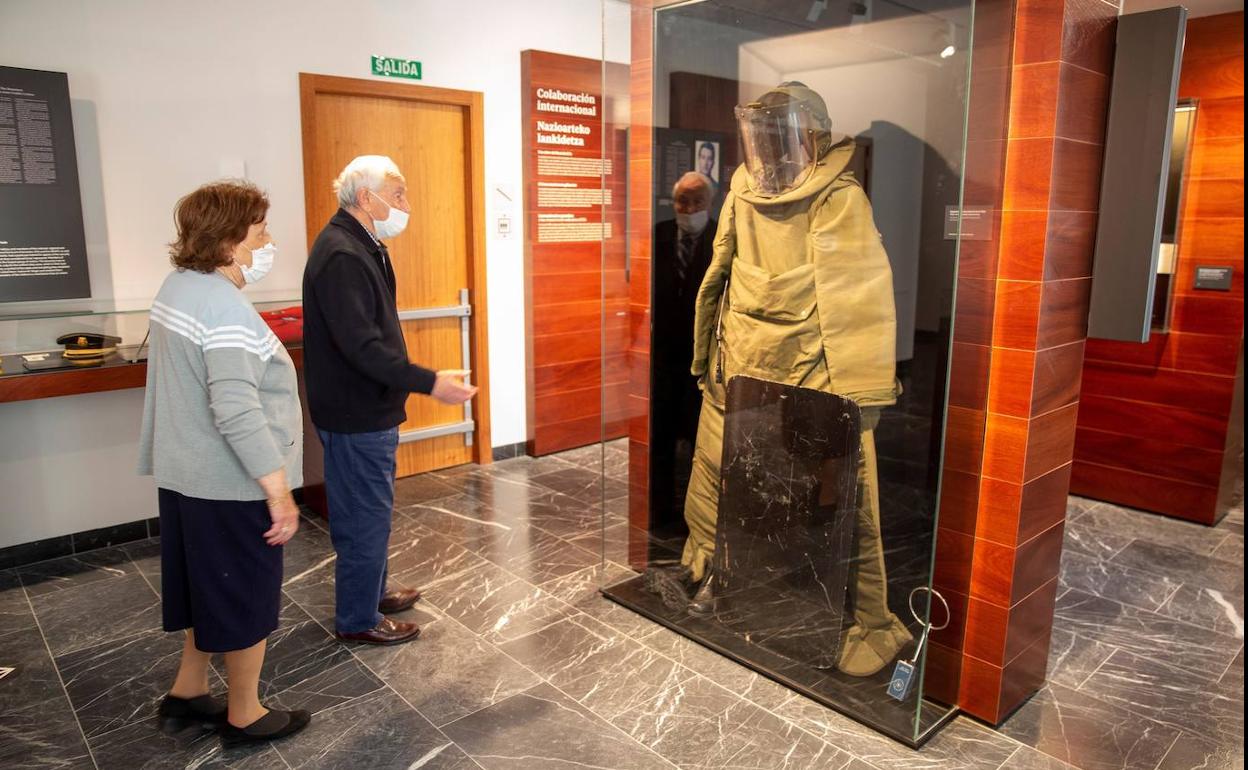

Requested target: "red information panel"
[{"left": 521, "top": 51, "right": 629, "bottom": 454}]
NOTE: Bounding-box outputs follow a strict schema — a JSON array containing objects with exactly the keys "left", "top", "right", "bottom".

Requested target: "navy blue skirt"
[{"left": 158, "top": 488, "right": 283, "bottom": 653}]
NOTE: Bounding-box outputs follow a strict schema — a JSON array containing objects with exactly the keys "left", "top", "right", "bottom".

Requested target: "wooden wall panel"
[
  {"left": 1071, "top": 11, "right": 1245, "bottom": 525},
  {"left": 522, "top": 51, "right": 631, "bottom": 455}
]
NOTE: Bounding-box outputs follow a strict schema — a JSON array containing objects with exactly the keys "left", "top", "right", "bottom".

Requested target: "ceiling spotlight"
[{"left": 940, "top": 45, "right": 956, "bottom": 58}]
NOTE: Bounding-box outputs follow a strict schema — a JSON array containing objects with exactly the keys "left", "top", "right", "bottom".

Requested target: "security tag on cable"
[
  {"left": 887, "top": 659, "right": 916, "bottom": 700},
  {"left": 887, "top": 587, "right": 949, "bottom": 702}
]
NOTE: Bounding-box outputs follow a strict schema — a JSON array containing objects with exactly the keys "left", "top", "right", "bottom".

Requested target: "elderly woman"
[{"left": 138, "top": 180, "right": 310, "bottom": 746}]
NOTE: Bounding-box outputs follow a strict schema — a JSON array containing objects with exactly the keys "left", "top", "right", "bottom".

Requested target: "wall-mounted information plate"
[{"left": 1194, "top": 266, "right": 1234, "bottom": 291}]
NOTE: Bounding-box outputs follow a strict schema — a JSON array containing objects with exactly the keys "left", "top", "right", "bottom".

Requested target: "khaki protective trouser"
[{"left": 681, "top": 338, "right": 910, "bottom": 674}]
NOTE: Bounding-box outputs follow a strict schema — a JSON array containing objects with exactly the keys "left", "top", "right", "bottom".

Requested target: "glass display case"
[
  {"left": 596, "top": 0, "right": 979, "bottom": 747},
  {"left": 0, "top": 290, "right": 300, "bottom": 387}
]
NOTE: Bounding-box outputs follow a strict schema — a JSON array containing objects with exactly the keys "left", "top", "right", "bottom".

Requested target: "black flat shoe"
[
  {"left": 157, "top": 694, "right": 228, "bottom": 732},
  {"left": 220, "top": 708, "right": 312, "bottom": 747}
]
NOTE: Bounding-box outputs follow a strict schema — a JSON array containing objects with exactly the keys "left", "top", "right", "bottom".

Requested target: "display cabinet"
[
  {"left": 596, "top": 0, "right": 981, "bottom": 747},
  {"left": 0, "top": 292, "right": 302, "bottom": 403}
]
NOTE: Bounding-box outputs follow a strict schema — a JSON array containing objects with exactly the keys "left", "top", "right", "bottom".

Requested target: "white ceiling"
[{"left": 1122, "top": 0, "right": 1244, "bottom": 17}]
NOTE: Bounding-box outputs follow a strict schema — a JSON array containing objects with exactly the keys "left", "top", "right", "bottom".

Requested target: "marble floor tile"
[
  {"left": 1111, "top": 540, "right": 1245, "bottom": 598},
  {"left": 1059, "top": 550, "right": 1181, "bottom": 612},
  {"left": 32, "top": 572, "right": 162, "bottom": 657},
  {"left": 438, "top": 454, "right": 576, "bottom": 487},
  {"left": 274, "top": 689, "right": 477, "bottom": 770},
  {"left": 639, "top": 625, "right": 797, "bottom": 712},
  {"left": 0, "top": 625, "right": 71, "bottom": 715},
  {"left": 258, "top": 618, "right": 385, "bottom": 714},
  {"left": 441, "top": 681, "right": 675, "bottom": 770},
  {"left": 401, "top": 496, "right": 539, "bottom": 552},
  {"left": 1156, "top": 583, "right": 1245, "bottom": 640},
  {"left": 555, "top": 442, "right": 631, "bottom": 480},
  {"left": 282, "top": 552, "right": 440, "bottom": 633},
  {"left": 499, "top": 614, "right": 695, "bottom": 722},
  {"left": 1065, "top": 495, "right": 1105, "bottom": 521},
  {"left": 568, "top": 578, "right": 670, "bottom": 642},
  {"left": 0, "top": 694, "right": 98, "bottom": 770},
  {"left": 1078, "top": 504, "right": 1232, "bottom": 556},
  {"left": 56, "top": 630, "right": 186, "bottom": 738},
  {"left": 1155, "top": 731, "right": 1247, "bottom": 770},
  {"left": 281, "top": 522, "right": 338, "bottom": 579},
  {"left": 539, "top": 561, "right": 636, "bottom": 606},
  {"left": 1052, "top": 590, "right": 1242, "bottom": 681},
  {"left": 469, "top": 524, "right": 600, "bottom": 585},
  {"left": 411, "top": 478, "right": 603, "bottom": 541},
  {"left": 998, "top": 746, "right": 1079, "bottom": 769},
  {"left": 613, "top": 673, "right": 845, "bottom": 770},
  {"left": 352, "top": 611, "right": 541, "bottom": 727},
  {"left": 419, "top": 560, "right": 572, "bottom": 644},
  {"left": 1046, "top": 627, "right": 1116, "bottom": 690},
  {"left": 0, "top": 625, "right": 94, "bottom": 768},
  {"left": 1216, "top": 505, "right": 1244, "bottom": 537},
  {"left": 552, "top": 443, "right": 610, "bottom": 469},
  {"left": 0, "top": 569, "right": 35, "bottom": 631},
  {"left": 89, "top": 718, "right": 287, "bottom": 770},
  {"left": 393, "top": 472, "right": 461, "bottom": 507},
  {"left": 567, "top": 519, "right": 631, "bottom": 564},
  {"left": 1061, "top": 521, "right": 1134, "bottom": 562},
  {"left": 121, "top": 539, "right": 163, "bottom": 595},
  {"left": 774, "top": 700, "right": 1017, "bottom": 770},
  {"left": 18, "top": 546, "right": 137, "bottom": 598},
  {"left": 531, "top": 465, "right": 627, "bottom": 505},
  {"left": 386, "top": 520, "right": 492, "bottom": 588},
  {"left": 1221, "top": 648, "right": 1243, "bottom": 691},
  {"left": 1080, "top": 649, "right": 1244, "bottom": 747},
  {"left": 1210, "top": 530, "right": 1243, "bottom": 559},
  {"left": 997, "top": 683, "right": 1181, "bottom": 770},
  {"left": 4, "top": 481, "right": 1244, "bottom": 769}
]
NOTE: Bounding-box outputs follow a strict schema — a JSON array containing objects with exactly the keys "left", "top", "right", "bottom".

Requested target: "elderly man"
[
  {"left": 650, "top": 171, "right": 717, "bottom": 530},
  {"left": 303, "top": 155, "right": 476, "bottom": 646}
]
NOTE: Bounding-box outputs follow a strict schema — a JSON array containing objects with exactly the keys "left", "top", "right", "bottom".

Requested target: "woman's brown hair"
[{"left": 169, "top": 180, "right": 269, "bottom": 272}]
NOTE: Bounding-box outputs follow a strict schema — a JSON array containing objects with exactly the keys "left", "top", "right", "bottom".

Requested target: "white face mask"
[
  {"left": 368, "top": 190, "right": 409, "bottom": 239},
  {"left": 676, "top": 209, "right": 709, "bottom": 235},
  {"left": 240, "top": 242, "right": 277, "bottom": 284}
]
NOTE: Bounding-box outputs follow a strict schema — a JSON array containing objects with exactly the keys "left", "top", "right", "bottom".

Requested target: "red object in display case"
[{"left": 260, "top": 305, "right": 305, "bottom": 344}]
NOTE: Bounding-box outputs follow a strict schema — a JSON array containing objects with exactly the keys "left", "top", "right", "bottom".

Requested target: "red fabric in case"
[{"left": 259, "top": 306, "right": 303, "bottom": 344}]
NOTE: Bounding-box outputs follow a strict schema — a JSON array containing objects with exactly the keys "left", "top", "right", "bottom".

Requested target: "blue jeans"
[{"left": 317, "top": 426, "right": 399, "bottom": 634}]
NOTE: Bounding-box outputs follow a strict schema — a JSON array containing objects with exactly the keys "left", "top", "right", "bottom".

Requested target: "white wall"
[{"left": 0, "top": 0, "right": 630, "bottom": 548}]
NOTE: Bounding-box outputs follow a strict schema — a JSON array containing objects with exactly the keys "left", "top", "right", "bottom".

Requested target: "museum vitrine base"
[{"left": 601, "top": 577, "right": 959, "bottom": 748}]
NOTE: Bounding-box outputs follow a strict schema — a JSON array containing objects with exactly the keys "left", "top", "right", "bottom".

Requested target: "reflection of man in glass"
[
  {"left": 696, "top": 142, "right": 717, "bottom": 180},
  {"left": 650, "top": 171, "right": 717, "bottom": 530}
]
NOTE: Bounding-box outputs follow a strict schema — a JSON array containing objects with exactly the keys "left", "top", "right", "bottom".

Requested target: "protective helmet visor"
[{"left": 734, "top": 100, "right": 822, "bottom": 195}]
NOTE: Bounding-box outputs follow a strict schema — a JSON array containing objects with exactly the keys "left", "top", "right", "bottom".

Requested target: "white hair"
[
  {"left": 673, "top": 171, "right": 714, "bottom": 199},
  {"left": 333, "top": 155, "right": 405, "bottom": 209}
]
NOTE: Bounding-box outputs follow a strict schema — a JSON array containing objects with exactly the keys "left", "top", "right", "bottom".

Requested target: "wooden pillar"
[{"left": 950, "top": 0, "right": 1119, "bottom": 725}]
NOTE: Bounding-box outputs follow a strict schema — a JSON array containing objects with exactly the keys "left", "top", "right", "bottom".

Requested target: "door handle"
[{"left": 395, "top": 288, "right": 475, "bottom": 447}]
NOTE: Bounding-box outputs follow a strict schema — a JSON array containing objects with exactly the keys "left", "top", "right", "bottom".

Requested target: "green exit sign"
[{"left": 372, "top": 56, "right": 422, "bottom": 80}]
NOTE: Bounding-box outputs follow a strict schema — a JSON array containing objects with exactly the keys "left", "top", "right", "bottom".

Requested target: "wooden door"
[{"left": 300, "top": 74, "right": 490, "bottom": 476}]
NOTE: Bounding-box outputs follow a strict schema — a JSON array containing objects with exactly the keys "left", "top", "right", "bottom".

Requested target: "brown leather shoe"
[
  {"left": 335, "top": 616, "right": 420, "bottom": 646},
  {"left": 378, "top": 587, "right": 422, "bottom": 614}
]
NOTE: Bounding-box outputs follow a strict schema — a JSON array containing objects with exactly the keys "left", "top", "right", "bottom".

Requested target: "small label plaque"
[
  {"left": 1193, "top": 266, "right": 1234, "bottom": 291},
  {"left": 945, "top": 206, "right": 992, "bottom": 241}
]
